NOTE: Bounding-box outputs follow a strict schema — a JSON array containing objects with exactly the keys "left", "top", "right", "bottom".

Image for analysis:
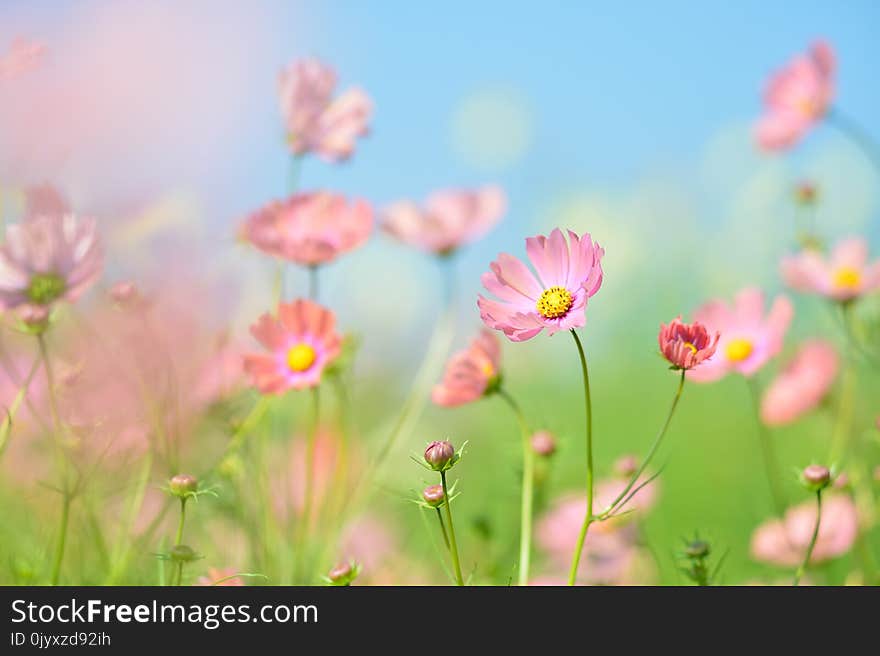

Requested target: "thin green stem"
[
  {"left": 440, "top": 470, "right": 464, "bottom": 586},
  {"left": 567, "top": 329, "right": 594, "bottom": 586},
  {"left": 49, "top": 495, "right": 71, "bottom": 585},
  {"left": 598, "top": 369, "right": 686, "bottom": 519},
  {"left": 308, "top": 266, "right": 319, "bottom": 301},
  {"left": 498, "top": 388, "right": 534, "bottom": 586},
  {"left": 175, "top": 499, "right": 187, "bottom": 546},
  {"left": 746, "top": 378, "right": 787, "bottom": 518},
  {"left": 39, "top": 333, "right": 74, "bottom": 586},
  {"left": 300, "top": 387, "right": 321, "bottom": 541},
  {"left": 435, "top": 507, "right": 450, "bottom": 550},
  {"left": 793, "top": 490, "right": 822, "bottom": 586},
  {"left": 827, "top": 108, "right": 880, "bottom": 176}
]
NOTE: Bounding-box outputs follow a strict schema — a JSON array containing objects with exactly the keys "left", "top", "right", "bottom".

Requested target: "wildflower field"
[{"left": 0, "top": 2, "right": 879, "bottom": 587}]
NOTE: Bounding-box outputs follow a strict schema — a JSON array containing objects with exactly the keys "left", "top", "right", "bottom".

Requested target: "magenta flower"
[
  {"left": 658, "top": 316, "right": 719, "bottom": 371},
  {"left": 751, "top": 494, "right": 857, "bottom": 567},
  {"left": 382, "top": 186, "right": 506, "bottom": 255},
  {"left": 0, "top": 214, "right": 102, "bottom": 312},
  {"left": 755, "top": 41, "right": 835, "bottom": 151},
  {"left": 761, "top": 340, "right": 838, "bottom": 426},
  {"left": 432, "top": 329, "right": 501, "bottom": 407},
  {"left": 688, "top": 288, "right": 793, "bottom": 383},
  {"left": 240, "top": 191, "right": 373, "bottom": 267},
  {"left": 478, "top": 228, "right": 604, "bottom": 342},
  {"left": 781, "top": 237, "right": 880, "bottom": 302},
  {"left": 243, "top": 299, "right": 342, "bottom": 393},
  {"left": 278, "top": 58, "right": 372, "bottom": 162}
]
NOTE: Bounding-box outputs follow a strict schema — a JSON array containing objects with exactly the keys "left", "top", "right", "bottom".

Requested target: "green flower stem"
[
  {"left": 308, "top": 265, "right": 319, "bottom": 301},
  {"left": 300, "top": 386, "right": 321, "bottom": 540},
  {"left": 498, "top": 388, "right": 534, "bottom": 586},
  {"left": 793, "top": 490, "right": 822, "bottom": 586},
  {"left": 597, "top": 369, "right": 686, "bottom": 520},
  {"left": 440, "top": 470, "right": 464, "bottom": 586},
  {"left": 39, "top": 333, "right": 73, "bottom": 586},
  {"left": 827, "top": 108, "right": 880, "bottom": 176},
  {"left": 175, "top": 498, "right": 187, "bottom": 546},
  {"left": 435, "top": 508, "right": 451, "bottom": 550},
  {"left": 746, "top": 378, "right": 787, "bottom": 518},
  {"left": 173, "top": 498, "right": 188, "bottom": 587},
  {"left": 50, "top": 495, "right": 71, "bottom": 586},
  {"left": 567, "top": 329, "right": 594, "bottom": 586}
]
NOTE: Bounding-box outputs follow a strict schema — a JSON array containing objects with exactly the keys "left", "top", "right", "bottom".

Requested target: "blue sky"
[{"left": 1, "top": 1, "right": 878, "bottom": 351}]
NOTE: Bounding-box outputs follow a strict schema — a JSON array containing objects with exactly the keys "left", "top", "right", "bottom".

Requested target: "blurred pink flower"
[
  {"left": 278, "top": 429, "right": 343, "bottom": 518},
  {"left": 478, "top": 228, "right": 604, "bottom": 342},
  {"left": 0, "top": 37, "right": 46, "bottom": 81},
  {"left": 761, "top": 340, "right": 838, "bottom": 426},
  {"left": 240, "top": 192, "right": 373, "bottom": 266},
  {"left": 751, "top": 494, "right": 857, "bottom": 567},
  {"left": 755, "top": 41, "right": 835, "bottom": 151},
  {"left": 688, "top": 288, "right": 793, "bottom": 383},
  {"left": 432, "top": 328, "right": 501, "bottom": 407},
  {"left": 382, "top": 186, "right": 506, "bottom": 255},
  {"left": 192, "top": 334, "right": 247, "bottom": 408},
  {"left": 278, "top": 58, "right": 372, "bottom": 162},
  {"left": 47, "top": 282, "right": 251, "bottom": 461},
  {"left": 244, "top": 299, "right": 341, "bottom": 393},
  {"left": 196, "top": 567, "right": 244, "bottom": 586},
  {"left": 0, "top": 214, "right": 102, "bottom": 312},
  {"left": 537, "top": 477, "right": 658, "bottom": 585},
  {"left": 658, "top": 316, "right": 719, "bottom": 371},
  {"left": 781, "top": 237, "right": 880, "bottom": 302},
  {"left": 24, "top": 184, "right": 70, "bottom": 217}
]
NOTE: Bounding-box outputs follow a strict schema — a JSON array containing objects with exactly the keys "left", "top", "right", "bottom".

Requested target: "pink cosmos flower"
[
  {"left": 478, "top": 228, "right": 604, "bottom": 342},
  {"left": 432, "top": 328, "right": 501, "bottom": 407},
  {"left": 0, "top": 38, "right": 46, "bottom": 81},
  {"left": 25, "top": 184, "right": 70, "bottom": 218},
  {"left": 761, "top": 340, "right": 838, "bottom": 426},
  {"left": 0, "top": 214, "right": 103, "bottom": 312},
  {"left": 658, "top": 317, "right": 719, "bottom": 371},
  {"left": 244, "top": 299, "right": 342, "bottom": 393},
  {"left": 196, "top": 567, "right": 245, "bottom": 586},
  {"left": 537, "top": 477, "right": 658, "bottom": 585},
  {"left": 751, "top": 494, "right": 857, "bottom": 567},
  {"left": 780, "top": 237, "right": 880, "bottom": 302},
  {"left": 755, "top": 41, "right": 835, "bottom": 151},
  {"left": 240, "top": 192, "right": 373, "bottom": 267},
  {"left": 688, "top": 288, "right": 793, "bottom": 383},
  {"left": 278, "top": 58, "right": 372, "bottom": 162},
  {"left": 382, "top": 186, "right": 506, "bottom": 255}
]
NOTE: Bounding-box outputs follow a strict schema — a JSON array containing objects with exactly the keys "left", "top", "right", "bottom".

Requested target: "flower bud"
[
  {"left": 327, "top": 562, "right": 358, "bottom": 586},
  {"left": 169, "top": 474, "right": 198, "bottom": 498},
  {"left": 169, "top": 544, "right": 198, "bottom": 563},
  {"left": 530, "top": 431, "right": 556, "bottom": 457},
  {"left": 614, "top": 454, "right": 638, "bottom": 478},
  {"left": 684, "top": 539, "right": 710, "bottom": 559},
  {"left": 110, "top": 281, "right": 137, "bottom": 304},
  {"left": 794, "top": 182, "right": 818, "bottom": 206},
  {"left": 422, "top": 484, "right": 445, "bottom": 507},
  {"left": 801, "top": 464, "right": 831, "bottom": 491},
  {"left": 424, "top": 440, "right": 455, "bottom": 471}
]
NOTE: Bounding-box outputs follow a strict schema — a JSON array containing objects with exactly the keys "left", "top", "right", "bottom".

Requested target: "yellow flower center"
[
  {"left": 725, "top": 338, "right": 753, "bottom": 363},
  {"left": 683, "top": 341, "right": 698, "bottom": 354},
  {"left": 287, "top": 343, "right": 317, "bottom": 372},
  {"left": 832, "top": 266, "right": 861, "bottom": 289},
  {"left": 481, "top": 361, "right": 495, "bottom": 378},
  {"left": 536, "top": 286, "right": 573, "bottom": 319}
]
